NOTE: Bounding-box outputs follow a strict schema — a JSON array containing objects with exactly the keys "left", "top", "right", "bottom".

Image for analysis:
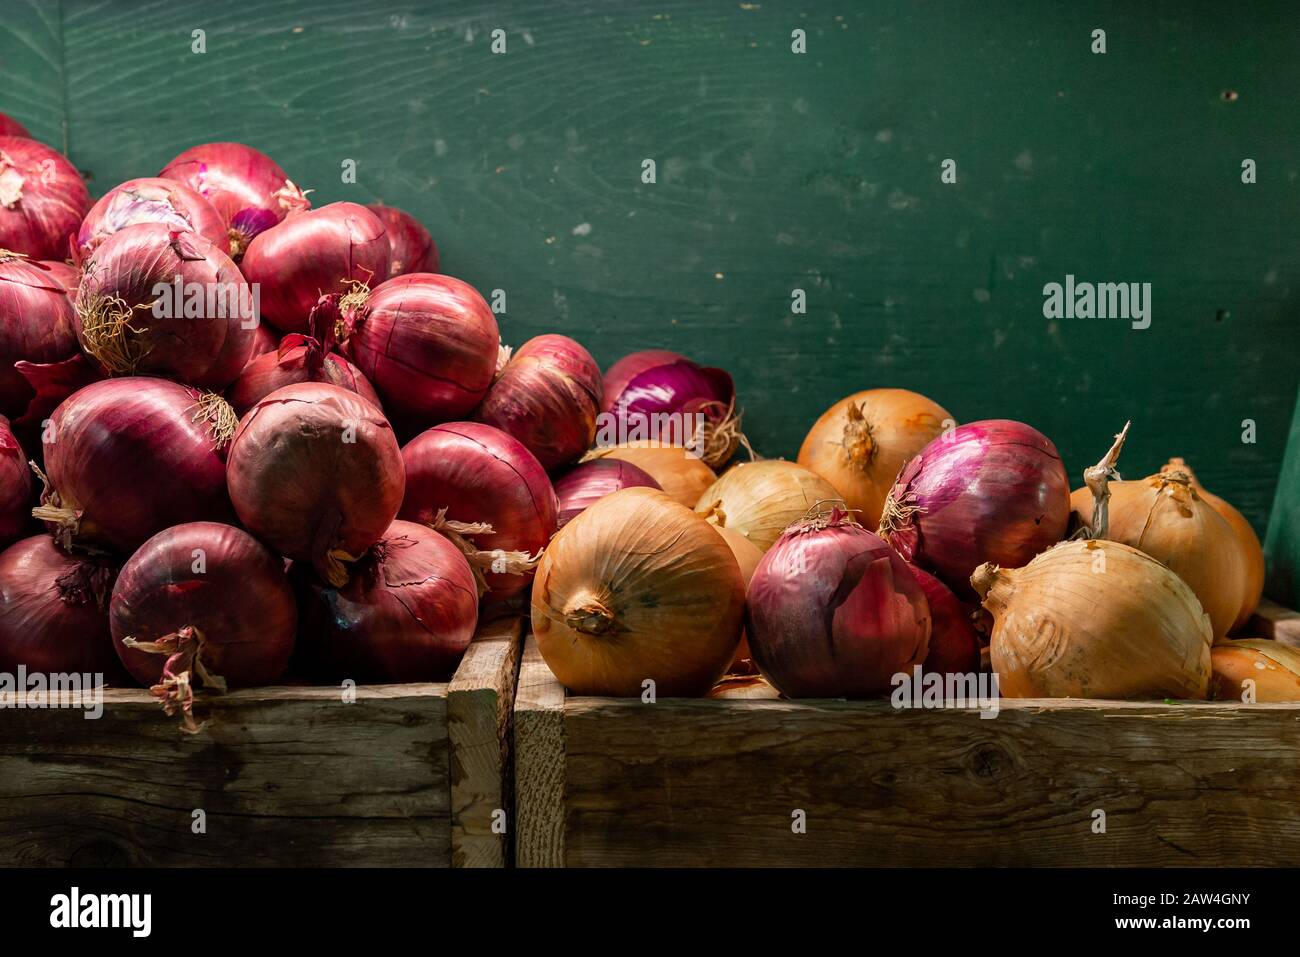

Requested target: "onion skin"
[
  {"left": 1209, "top": 640, "right": 1300, "bottom": 703},
  {"left": 37, "top": 378, "right": 235, "bottom": 554},
  {"left": 708, "top": 674, "right": 780, "bottom": 699},
  {"left": 880, "top": 419, "right": 1070, "bottom": 598},
  {"left": 227, "top": 382, "right": 404, "bottom": 588},
  {"left": 909, "top": 565, "right": 980, "bottom": 676},
  {"left": 582, "top": 441, "right": 715, "bottom": 508},
  {"left": 695, "top": 459, "right": 841, "bottom": 552},
  {"left": 75, "top": 223, "right": 255, "bottom": 388},
  {"left": 0, "top": 115, "right": 30, "bottom": 138},
  {"left": 76, "top": 177, "right": 228, "bottom": 262},
  {"left": 797, "top": 388, "right": 953, "bottom": 529},
  {"left": 0, "top": 251, "right": 81, "bottom": 420},
  {"left": 0, "top": 136, "right": 90, "bottom": 260},
  {"left": 226, "top": 333, "right": 380, "bottom": 418},
  {"left": 0, "top": 415, "right": 30, "bottom": 546},
  {"left": 241, "top": 202, "right": 390, "bottom": 334},
  {"left": 745, "top": 513, "right": 930, "bottom": 698},
  {"left": 110, "top": 522, "right": 296, "bottom": 689},
  {"left": 294, "top": 520, "right": 479, "bottom": 683},
  {"left": 975, "top": 539, "right": 1212, "bottom": 700},
  {"left": 399, "top": 422, "right": 557, "bottom": 598},
  {"left": 0, "top": 534, "right": 127, "bottom": 681},
  {"left": 342, "top": 273, "right": 499, "bottom": 424},
  {"left": 35, "top": 259, "right": 79, "bottom": 294},
  {"left": 367, "top": 204, "right": 438, "bottom": 277},
  {"left": 475, "top": 334, "right": 602, "bottom": 470},
  {"left": 554, "top": 458, "right": 660, "bottom": 528},
  {"left": 532, "top": 487, "right": 745, "bottom": 697},
  {"left": 715, "top": 523, "right": 764, "bottom": 674}
]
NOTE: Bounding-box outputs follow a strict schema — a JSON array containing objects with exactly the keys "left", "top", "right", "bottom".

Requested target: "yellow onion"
[
  {"left": 695, "top": 460, "right": 840, "bottom": 552},
  {"left": 797, "top": 388, "right": 953, "bottom": 529},
  {"left": 707, "top": 674, "right": 779, "bottom": 699},
  {"left": 974, "top": 539, "right": 1212, "bottom": 699},
  {"left": 531, "top": 486, "right": 744, "bottom": 697},
  {"left": 1209, "top": 640, "right": 1300, "bottom": 702},
  {"left": 1070, "top": 469, "right": 1245, "bottom": 639},
  {"left": 715, "top": 524, "right": 764, "bottom": 674},
  {"left": 583, "top": 440, "right": 715, "bottom": 508},
  {"left": 1161, "top": 458, "right": 1264, "bottom": 633}
]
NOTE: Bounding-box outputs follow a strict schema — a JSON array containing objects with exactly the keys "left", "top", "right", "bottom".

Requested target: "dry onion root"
[
  {"left": 694, "top": 459, "right": 841, "bottom": 552},
  {"left": 1209, "top": 640, "right": 1300, "bottom": 702}
]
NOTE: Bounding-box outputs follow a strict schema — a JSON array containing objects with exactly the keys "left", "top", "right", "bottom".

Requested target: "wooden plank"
[
  {"left": 559, "top": 696, "right": 1300, "bottom": 867},
  {"left": 512, "top": 634, "right": 566, "bottom": 868},
  {"left": 1247, "top": 599, "right": 1300, "bottom": 649},
  {"left": 447, "top": 615, "right": 523, "bottom": 868},
  {"left": 0, "top": 684, "right": 450, "bottom": 867}
]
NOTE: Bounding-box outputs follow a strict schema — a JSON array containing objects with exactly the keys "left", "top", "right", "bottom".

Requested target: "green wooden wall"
[{"left": 2, "top": 1, "right": 1297, "bottom": 549}]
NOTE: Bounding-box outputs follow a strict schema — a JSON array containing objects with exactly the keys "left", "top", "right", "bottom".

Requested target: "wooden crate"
[
  {"left": 514, "top": 634, "right": 1300, "bottom": 867},
  {"left": 0, "top": 617, "right": 523, "bottom": 867}
]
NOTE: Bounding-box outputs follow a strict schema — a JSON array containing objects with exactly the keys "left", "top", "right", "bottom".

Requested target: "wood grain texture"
[
  {"left": 447, "top": 615, "right": 523, "bottom": 868},
  {"left": 1247, "top": 598, "right": 1300, "bottom": 649},
  {"left": 513, "top": 634, "right": 566, "bottom": 867}
]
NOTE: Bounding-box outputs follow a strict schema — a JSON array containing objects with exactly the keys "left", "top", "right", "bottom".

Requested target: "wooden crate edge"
[{"left": 512, "top": 634, "right": 566, "bottom": 868}]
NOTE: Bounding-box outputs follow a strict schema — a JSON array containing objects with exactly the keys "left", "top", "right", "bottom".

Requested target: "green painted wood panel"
[
  {"left": 5, "top": 1, "right": 1299, "bottom": 540},
  {"left": 1266, "top": 385, "right": 1300, "bottom": 607}
]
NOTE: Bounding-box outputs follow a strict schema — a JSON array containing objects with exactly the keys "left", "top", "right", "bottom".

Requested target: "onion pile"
[
  {"left": 1209, "top": 640, "right": 1300, "bottom": 702},
  {"left": 226, "top": 327, "right": 379, "bottom": 417},
  {"left": 582, "top": 441, "right": 716, "bottom": 508},
  {"left": 0, "top": 249, "right": 82, "bottom": 422},
  {"left": 0, "top": 415, "right": 30, "bottom": 546},
  {"left": 745, "top": 509, "right": 930, "bottom": 698},
  {"left": 880, "top": 419, "right": 1070, "bottom": 597},
  {"left": 76, "top": 177, "right": 228, "bottom": 261},
  {"left": 294, "top": 520, "right": 478, "bottom": 683},
  {"left": 475, "top": 334, "right": 602, "bottom": 470},
  {"left": 0, "top": 136, "right": 90, "bottom": 260},
  {"left": 367, "top": 203, "right": 438, "bottom": 277},
  {"left": 798, "top": 388, "right": 953, "bottom": 529},
  {"left": 227, "top": 382, "right": 403, "bottom": 587},
  {"left": 554, "top": 458, "right": 660, "bottom": 528},
  {"left": 695, "top": 459, "right": 840, "bottom": 552},
  {"left": 532, "top": 487, "right": 745, "bottom": 696}
]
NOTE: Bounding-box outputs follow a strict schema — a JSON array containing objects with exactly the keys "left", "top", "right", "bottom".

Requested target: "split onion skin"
[
  {"left": 226, "top": 333, "right": 380, "bottom": 418},
  {"left": 76, "top": 177, "right": 228, "bottom": 262},
  {"left": 532, "top": 487, "right": 745, "bottom": 697},
  {"left": 110, "top": 522, "right": 297, "bottom": 689},
  {"left": 475, "top": 334, "right": 603, "bottom": 471},
  {"left": 695, "top": 459, "right": 841, "bottom": 553},
  {"left": 294, "top": 520, "right": 479, "bottom": 683},
  {"left": 0, "top": 415, "right": 30, "bottom": 547},
  {"left": 975, "top": 539, "right": 1212, "bottom": 700},
  {"left": 0, "top": 251, "right": 81, "bottom": 421},
  {"left": 1209, "top": 640, "right": 1300, "bottom": 703},
  {"left": 881, "top": 419, "right": 1070, "bottom": 598},
  {"left": 367, "top": 204, "right": 438, "bottom": 277},
  {"left": 745, "top": 514, "right": 930, "bottom": 698},
  {"left": 227, "top": 382, "right": 404, "bottom": 587},
  {"left": 582, "top": 441, "right": 716, "bottom": 508},
  {"left": 798, "top": 388, "right": 953, "bottom": 530},
  {"left": 0, "top": 136, "right": 91, "bottom": 260},
  {"left": 910, "top": 564, "right": 981, "bottom": 676},
  {"left": 553, "top": 458, "right": 660, "bottom": 529}
]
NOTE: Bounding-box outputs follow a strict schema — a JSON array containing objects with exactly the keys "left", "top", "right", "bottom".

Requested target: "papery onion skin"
[
  {"left": 0, "top": 250, "right": 81, "bottom": 420},
  {"left": 0, "top": 534, "right": 127, "bottom": 681},
  {"left": 341, "top": 273, "right": 499, "bottom": 424},
  {"left": 474, "top": 334, "right": 602, "bottom": 471},
  {"left": 0, "top": 115, "right": 30, "bottom": 138},
  {"left": 583, "top": 441, "right": 715, "bottom": 508},
  {"left": 554, "top": 458, "right": 660, "bottom": 528},
  {"left": 76, "top": 177, "right": 228, "bottom": 262},
  {"left": 241, "top": 202, "right": 390, "bottom": 334},
  {"left": 227, "top": 382, "right": 404, "bottom": 588},
  {"left": 1, "top": 415, "right": 31, "bottom": 546},
  {"left": 909, "top": 564, "right": 980, "bottom": 676},
  {"left": 400, "top": 421, "right": 557, "bottom": 598},
  {"left": 745, "top": 512, "right": 930, "bottom": 698},
  {"left": 708, "top": 674, "right": 780, "bottom": 699},
  {"left": 37, "top": 378, "right": 235, "bottom": 554},
  {"left": 75, "top": 223, "right": 254, "bottom": 388},
  {"left": 35, "top": 259, "right": 79, "bottom": 295},
  {"left": 798, "top": 388, "right": 953, "bottom": 529},
  {"left": 1209, "top": 640, "right": 1300, "bottom": 702},
  {"left": 975, "top": 539, "right": 1212, "bottom": 700},
  {"left": 0, "top": 136, "right": 90, "bottom": 260},
  {"left": 226, "top": 333, "right": 380, "bottom": 418},
  {"left": 715, "top": 523, "right": 764, "bottom": 674},
  {"left": 11, "top": 354, "right": 101, "bottom": 442},
  {"left": 880, "top": 419, "right": 1070, "bottom": 598},
  {"left": 367, "top": 204, "right": 438, "bottom": 277},
  {"left": 695, "top": 459, "right": 841, "bottom": 552},
  {"left": 532, "top": 486, "right": 745, "bottom": 697},
  {"left": 294, "top": 520, "right": 479, "bottom": 683},
  {"left": 110, "top": 522, "right": 296, "bottom": 688}
]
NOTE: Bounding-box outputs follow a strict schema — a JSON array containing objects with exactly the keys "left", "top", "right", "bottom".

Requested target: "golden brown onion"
[
  {"left": 695, "top": 460, "right": 840, "bottom": 552},
  {"left": 715, "top": 524, "right": 764, "bottom": 674},
  {"left": 583, "top": 440, "right": 715, "bottom": 508},
  {"left": 1209, "top": 640, "right": 1300, "bottom": 702}
]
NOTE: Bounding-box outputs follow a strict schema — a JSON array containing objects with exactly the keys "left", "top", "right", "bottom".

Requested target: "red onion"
[
  {"left": 553, "top": 458, "right": 660, "bottom": 528},
  {"left": 245, "top": 322, "right": 279, "bottom": 364},
  {"left": 75, "top": 223, "right": 255, "bottom": 388},
  {"left": 227, "top": 382, "right": 404, "bottom": 587},
  {"left": 110, "top": 522, "right": 297, "bottom": 730},
  {"left": 294, "top": 520, "right": 478, "bottom": 683},
  {"left": 158, "top": 142, "right": 311, "bottom": 257},
  {"left": 35, "top": 259, "right": 79, "bottom": 294},
  {"left": 10, "top": 354, "right": 100, "bottom": 440},
  {"left": 0, "top": 136, "right": 90, "bottom": 260},
  {"left": 879, "top": 419, "right": 1070, "bottom": 598},
  {"left": 399, "top": 422, "right": 557, "bottom": 598},
  {"left": 241, "top": 202, "right": 389, "bottom": 334},
  {"left": 909, "top": 564, "right": 980, "bottom": 676},
  {"left": 367, "top": 204, "right": 438, "bottom": 277},
  {"left": 226, "top": 321, "right": 379, "bottom": 418},
  {"left": 1, "top": 415, "right": 30, "bottom": 546},
  {"left": 0, "top": 534, "right": 127, "bottom": 681},
  {"left": 601, "top": 349, "right": 743, "bottom": 467},
  {"left": 0, "top": 250, "right": 80, "bottom": 421},
  {"left": 474, "top": 334, "right": 602, "bottom": 471},
  {"left": 338, "top": 273, "right": 499, "bottom": 424},
  {"left": 76, "top": 177, "right": 228, "bottom": 262},
  {"left": 745, "top": 509, "right": 930, "bottom": 698},
  {"left": 0, "top": 114, "right": 30, "bottom": 138},
  {"left": 34, "top": 377, "right": 236, "bottom": 554}
]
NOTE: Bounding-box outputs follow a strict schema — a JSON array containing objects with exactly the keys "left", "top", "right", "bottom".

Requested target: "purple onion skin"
[
  {"left": 745, "top": 518, "right": 930, "bottom": 698},
  {"left": 367, "top": 204, "right": 438, "bottom": 277},
  {"left": 882, "top": 419, "right": 1070, "bottom": 598},
  {"left": 909, "top": 564, "right": 980, "bottom": 676},
  {"left": 603, "top": 350, "right": 735, "bottom": 437},
  {"left": 553, "top": 458, "right": 660, "bottom": 528},
  {"left": 0, "top": 415, "right": 31, "bottom": 546}
]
